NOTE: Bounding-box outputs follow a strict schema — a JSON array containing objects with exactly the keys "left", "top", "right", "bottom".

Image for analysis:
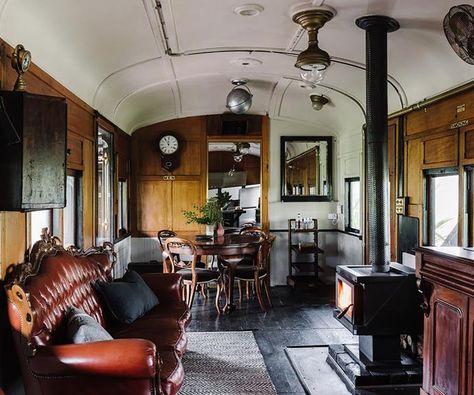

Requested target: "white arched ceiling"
[{"left": 0, "top": 0, "right": 472, "bottom": 134}]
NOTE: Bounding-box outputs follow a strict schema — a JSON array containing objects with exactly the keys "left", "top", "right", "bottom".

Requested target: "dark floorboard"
[{"left": 188, "top": 285, "right": 356, "bottom": 395}]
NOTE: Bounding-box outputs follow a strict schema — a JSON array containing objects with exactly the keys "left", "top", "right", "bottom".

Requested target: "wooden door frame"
[{"left": 206, "top": 117, "right": 269, "bottom": 232}]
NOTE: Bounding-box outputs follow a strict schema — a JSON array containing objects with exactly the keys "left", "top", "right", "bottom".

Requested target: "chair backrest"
[
  {"left": 240, "top": 226, "right": 265, "bottom": 237},
  {"left": 240, "top": 228, "right": 275, "bottom": 270},
  {"left": 260, "top": 234, "right": 276, "bottom": 270},
  {"left": 217, "top": 234, "right": 262, "bottom": 268},
  {"left": 157, "top": 229, "right": 177, "bottom": 250},
  {"left": 158, "top": 230, "right": 177, "bottom": 273},
  {"left": 163, "top": 237, "right": 198, "bottom": 275}
]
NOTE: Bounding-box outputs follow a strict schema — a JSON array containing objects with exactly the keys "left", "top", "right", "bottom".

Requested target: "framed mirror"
[{"left": 281, "top": 136, "right": 333, "bottom": 202}]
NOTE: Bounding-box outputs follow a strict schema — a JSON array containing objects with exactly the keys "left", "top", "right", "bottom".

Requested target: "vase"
[
  {"left": 205, "top": 224, "right": 215, "bottom": 236},
  {"left": 216, "top": 222, "right": 225, "bottom": 237}
]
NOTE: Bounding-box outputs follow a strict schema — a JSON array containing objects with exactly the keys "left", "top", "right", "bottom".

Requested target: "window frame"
[
  {"left": 96, "top": 126, "right": 115, "bottom": 245},
  {"left": 423, "top": 167, "right": 459, "bottom": 246},
  {"left": 63, "top": 169, "right": 83, "bottom": 248},
  {"left": 344, "top": 177, "right": 361, "bottom": 234}
]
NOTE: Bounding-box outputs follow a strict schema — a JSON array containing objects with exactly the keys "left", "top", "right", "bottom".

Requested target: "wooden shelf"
[
  {"left": 287, "top": 275, "right": 319, "bottom": 288},
  {"left": 291, "top": 262, "right": 323, "bottom": 271},
  {"left": 290, "top": 244, "right": 324, "bottom": 254},
  {"left": 287, "top": 218, "right": 322, "bottom": 288},
  {"left": 290, "top": 229, "right": 319, "bottom": 233}
]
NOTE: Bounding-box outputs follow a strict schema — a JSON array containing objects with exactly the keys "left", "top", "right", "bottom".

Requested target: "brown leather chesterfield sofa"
[{"left": 5, "top": 232, "right": 191, "bottom": 395}]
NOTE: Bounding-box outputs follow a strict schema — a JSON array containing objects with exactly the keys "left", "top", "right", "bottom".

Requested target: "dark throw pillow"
[
  {"left": 94, "top": 270, "right": 159, "bottom": 324},
  {"left": 67, "top": 306, "right": 113, "bottom": 343}
]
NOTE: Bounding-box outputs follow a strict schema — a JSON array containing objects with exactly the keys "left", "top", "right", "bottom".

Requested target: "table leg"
[{"left": 224, "top": 262, "right": 237, "bottom": 313}]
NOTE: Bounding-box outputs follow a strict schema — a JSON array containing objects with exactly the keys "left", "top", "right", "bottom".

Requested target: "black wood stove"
[
  {"left": 328, "top": 264, "right": 423, "bottom": 393},
  {"left": 326, "top": 15, "right": 423, "bottom": 394}
]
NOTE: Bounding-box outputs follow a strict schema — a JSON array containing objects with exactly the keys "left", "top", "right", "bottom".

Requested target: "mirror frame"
[{"left": 280, "top": 136, "right": 333, "bottom": 202}]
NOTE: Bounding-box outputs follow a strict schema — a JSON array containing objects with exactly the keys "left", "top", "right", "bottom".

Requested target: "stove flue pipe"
[{"left": 356, "top": 16, "right": 399, "bottom": 273}]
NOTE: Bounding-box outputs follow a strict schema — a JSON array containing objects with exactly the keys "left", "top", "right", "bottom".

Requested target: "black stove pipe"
[{"left": 356, "top": 16, "right": 399, "bottom": 273}]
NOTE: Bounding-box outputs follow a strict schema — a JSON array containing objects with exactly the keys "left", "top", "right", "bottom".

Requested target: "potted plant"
[{"left": 183, "top": 198, "right": 223, "bottom": 236}]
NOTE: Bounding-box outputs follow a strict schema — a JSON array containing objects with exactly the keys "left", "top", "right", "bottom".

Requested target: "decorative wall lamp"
[
  {"left": 291, "top": 5, "right": 336, "bottom": 85},
  {"left": 310, "top": 94, "right": 329, "bottom": 110},
  {"left": 226, "top": 79, "right": 253, "bottom": 114}
]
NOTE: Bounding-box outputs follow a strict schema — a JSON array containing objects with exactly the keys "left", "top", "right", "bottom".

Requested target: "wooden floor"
[{"left": 188, "top": 285, "right": 357, "bottom": 395}]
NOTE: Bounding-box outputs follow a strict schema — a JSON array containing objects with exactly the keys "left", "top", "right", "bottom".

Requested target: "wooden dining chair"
[
  {"left": 236, "top": 228, "right": 275, "bottom": 311},
  {"left": 216, "top": 237, "right": 263, "bottom": 311},
  {"left": 158, "top": 229, "right": 176, "bottom": 273},
  {"left": 164, "top": 237, "right": 224, "bottom": 312}
]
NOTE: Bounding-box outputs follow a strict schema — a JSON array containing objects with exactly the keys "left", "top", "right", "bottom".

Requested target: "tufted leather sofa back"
[{"left": 24, "top": 250, "right": 113, "bottom": 347}]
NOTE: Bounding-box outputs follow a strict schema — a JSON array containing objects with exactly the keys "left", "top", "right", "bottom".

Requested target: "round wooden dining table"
[{"left": 178, "top": 232, "right": 261, "bottom": 312}]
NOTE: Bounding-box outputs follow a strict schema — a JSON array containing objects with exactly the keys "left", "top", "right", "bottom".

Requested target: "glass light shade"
[
  {"left": 312, "top": 101, "right": 324, "bottom": 111},
  {"left": 300, "top": 66, "right": 326, "bottom": 84}
]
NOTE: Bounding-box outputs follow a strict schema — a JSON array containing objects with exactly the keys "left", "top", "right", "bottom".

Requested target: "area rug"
[{"left": 179, "top": 331, "right": 277, "bottom": 394}]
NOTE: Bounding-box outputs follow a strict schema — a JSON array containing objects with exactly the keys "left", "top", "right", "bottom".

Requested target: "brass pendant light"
[{"left": 292, "top": 6, "right": 336, "bottom": 84}]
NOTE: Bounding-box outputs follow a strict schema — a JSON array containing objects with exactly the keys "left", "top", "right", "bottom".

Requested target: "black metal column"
[{"left": 356, "top": 16, "right": 399, "bottom": 273}]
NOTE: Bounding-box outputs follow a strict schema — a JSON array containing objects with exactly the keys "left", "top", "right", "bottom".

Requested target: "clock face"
[
  {"left": 21, "top": 51, "right": 31, "bottom": 72},
  {"left": 159, "top": 135, "right": 179, "bottom": 155}
]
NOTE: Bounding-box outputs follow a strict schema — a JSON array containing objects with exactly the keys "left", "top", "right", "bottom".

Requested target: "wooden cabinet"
[
  {"left": 416, "top": 247, "right": 474, "bottom": 395},
  {"left": 469, "top": 298, "right": 474, "bottom": 395},
  {"left": 421, "top": 131, "right": 458, "bottom": 169},
  {"left": 0, "top": 91, "right": 67, "bottom": 211},
  {"left": 136, "top": 179, "right": 202, "bottom": 235},
  {"left": 67, "top": 132, "right": 83, "bottom": 170}
]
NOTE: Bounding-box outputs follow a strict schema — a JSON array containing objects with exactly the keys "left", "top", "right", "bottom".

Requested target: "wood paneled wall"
[
  {"left": 391, "top": 87, "right": 474, "bottom": 255},
  {"left": 131, "top": 115, "right": 270, "bottom": 237},
  {"left": 131, "top": 117, "right": 208, "bottom": 236},
  {"left": 0, "top": 40, "right": 130, "bottom": 278}
]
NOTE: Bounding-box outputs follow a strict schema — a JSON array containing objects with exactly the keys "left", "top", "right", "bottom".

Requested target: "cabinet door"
[
  {"left": 67, "top": 133, "right": 83, "bottom": 170},
  {"left": 424, "top": 285, "right": 469, "bottom": 395},
  {"left": 136, "top": 180, "right": 172, "bottom": 234},
  {"left": 172, "top": 181, "right": 202, "bottom": 232}
]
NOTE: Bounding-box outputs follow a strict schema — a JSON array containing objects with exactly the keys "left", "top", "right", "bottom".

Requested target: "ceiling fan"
[{"left": 443, "top": 4, "right": 474, "bottom": 65}]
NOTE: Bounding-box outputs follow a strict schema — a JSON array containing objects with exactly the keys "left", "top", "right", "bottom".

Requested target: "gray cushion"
[
  {"left": 94, "top": 270, "right": 159, "bottom": 324},
  {"left": 67, "top": 306, "right": 113, "bottom": 344}
]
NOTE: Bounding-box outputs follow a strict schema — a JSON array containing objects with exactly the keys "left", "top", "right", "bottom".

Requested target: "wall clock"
[
  {"left": 157, "top": 132, "right": 180, "bottom": 172},
  {"left": 11, "top": 44, "right": 31, "bottom": 91}
]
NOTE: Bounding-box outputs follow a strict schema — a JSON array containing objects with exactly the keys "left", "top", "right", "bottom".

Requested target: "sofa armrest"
[
  {"left": 30, "top": 339, "right": 157, "bottom": 379},
  {"left": 140, "top": 273, "right": 183, "bottom": 303}
]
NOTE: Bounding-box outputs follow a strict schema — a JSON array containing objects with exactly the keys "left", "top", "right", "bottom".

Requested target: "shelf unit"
[{"left": 287, "top": 219, "right": 324, "bottom": 288}]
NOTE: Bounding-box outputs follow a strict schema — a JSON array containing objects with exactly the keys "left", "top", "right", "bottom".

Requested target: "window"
[
  {"left": 425, "top": 168, "right": 459, "bottom": 246},
  {"left": 345, "top": 177, "right": 360, "bottom": 233},
  {"left": 29, "top": 210, "right": 52, "bottom": 245},
  {"left": 63, "top": 172, "right": 83, "bottom": 247},
  {"left": 117, "top": 178, "right": 128, "bottom": 238},
  {"left": 97, "top": 128, "right": 114, "bottom": 244}
]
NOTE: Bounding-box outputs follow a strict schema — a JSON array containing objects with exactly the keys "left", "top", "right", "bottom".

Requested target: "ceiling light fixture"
[
  {"left": 234, "top": 4, "right": 264, "bottom": 17},
  {"left": 292, "top": 5, "right": 336, "bottom": 84},
  {"left": 310, "top": 94, "right": 329, "bottom": 111},
  {"left": 226, "top": 80, "right": 253, "bottom": 114}
]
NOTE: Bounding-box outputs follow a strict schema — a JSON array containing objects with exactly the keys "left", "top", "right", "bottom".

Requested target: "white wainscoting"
[
  {"left": 131, "top": 237, "right": 161, "bottom": 263},
  {"left": 113, "top": 236, "right": 131, "bottom": 278}
]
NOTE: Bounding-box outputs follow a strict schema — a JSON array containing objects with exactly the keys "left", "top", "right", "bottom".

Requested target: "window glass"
[
  {"left": 30, "top": 210, "right": 51, "bottom": 244},
  {"left": 97, "top": 128, "right": 114, "bottom": 244},
  {"left": 63, "top": 175, "right": 76, "bottom": 246},
  {"left": 345, "top": 178, "right": 360, "bottom": 233},
  {"left": 429, "top": 174, "right": 459, "bottom": 246},
  {"left": 63, "top": 173, "right": 83, "bottom": 247},
  {"left": 117, "top": 179, "right": 128, "bottom": 237}
]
